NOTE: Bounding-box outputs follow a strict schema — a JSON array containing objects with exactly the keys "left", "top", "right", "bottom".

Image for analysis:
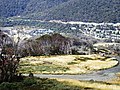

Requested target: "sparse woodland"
[{"left": 20, "top": 33, "right": 73, "bottom": 56}]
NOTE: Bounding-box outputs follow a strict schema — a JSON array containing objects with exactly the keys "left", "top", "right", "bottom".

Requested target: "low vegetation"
[
  {"left": 57, "top": 79, "right": 120, "bottom": 90},
  {"left": 19, "top": 55, "right": 118, "bottom": 74},
  {"left": 1, "top": 77, "right": 120, "bottom": 90},
  {"left": 0, "top": 77, "right": 91, "bottom": 90}
]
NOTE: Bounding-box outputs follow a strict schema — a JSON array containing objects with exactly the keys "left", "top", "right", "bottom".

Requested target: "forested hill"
[
  {"left": 0, "top": 0, "right": 120, "bottom": 23},
  {"left": 0, "top": 0, "right": 30, "bottom": 17}
]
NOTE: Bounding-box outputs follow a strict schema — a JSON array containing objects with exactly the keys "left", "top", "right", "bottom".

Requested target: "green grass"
[{"left": 19, "top": 64, "right": 69, "bottom": 74}]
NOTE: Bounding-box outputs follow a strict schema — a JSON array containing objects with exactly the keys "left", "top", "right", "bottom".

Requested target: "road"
[{"left": 24, "top": 56, "right": 120, "bottom": 81}]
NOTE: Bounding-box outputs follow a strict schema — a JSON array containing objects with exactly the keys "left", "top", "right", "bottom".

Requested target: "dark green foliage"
[
  {"left": 23, "top": 78, "right": 37, "bottom": 86},
  {"left": 22, "top": 0, "right": 69, "bottom": 15},
  {"left": 0, "top": 82, "right": 19, "bottom": 90},
  {"left": 0, "top": 0, "right": 120, "bottom": 23},
  {"left": 0, "top": 0, "right": 30, "bottom": 17},
  {"left": 24, "top": 0, "right": 120, "bottom": 23}
]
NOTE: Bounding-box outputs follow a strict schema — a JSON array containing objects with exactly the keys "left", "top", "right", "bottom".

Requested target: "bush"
[
  {"left": 0, "top": 82, "right": 19, "bottom": 90},
  {"left": 23, "top": 78, "right": 37, "bottom": 86}
]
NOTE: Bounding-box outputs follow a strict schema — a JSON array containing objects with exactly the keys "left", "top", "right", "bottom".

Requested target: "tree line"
[{"left": 20, "top": 33, "right": 73, "bottom": 56}]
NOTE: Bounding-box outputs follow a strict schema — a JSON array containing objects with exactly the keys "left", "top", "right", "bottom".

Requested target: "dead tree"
[{"left": 0, "top": 29, "right": 21, "bottom": 82}]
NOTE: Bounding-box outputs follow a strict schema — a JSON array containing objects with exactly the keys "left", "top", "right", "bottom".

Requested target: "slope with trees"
[
  {"left": 0, "top": 0, "right": 120, "bottom": 23},
  {"left": 0, "top": 0, "right": 30, "bottom": 17}
]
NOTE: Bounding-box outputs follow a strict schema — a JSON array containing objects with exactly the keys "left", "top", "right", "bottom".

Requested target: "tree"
[
  {"left": 0, "top": 28, "right": 23, "bottom": 82},
  {"left": 20, "top": 33, "right": 73, "bottom": 56}
]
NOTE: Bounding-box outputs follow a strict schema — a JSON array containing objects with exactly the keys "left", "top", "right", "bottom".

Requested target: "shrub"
[
  {"left": 23, "top": 78, "right": 37, "bottom": 86},
  {"left": 0, "top": 82, "right": 19, "bottom": 90}
]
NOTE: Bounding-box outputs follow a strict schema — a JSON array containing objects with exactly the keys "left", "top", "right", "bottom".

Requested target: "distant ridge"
[{"left": 0, "top": 0, "right": 120, "bottom": 23}]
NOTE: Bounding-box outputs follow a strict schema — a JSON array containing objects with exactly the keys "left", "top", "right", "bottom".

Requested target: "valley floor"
[{"left": 19, "top": 54, "right": 118, "bottom": 74}]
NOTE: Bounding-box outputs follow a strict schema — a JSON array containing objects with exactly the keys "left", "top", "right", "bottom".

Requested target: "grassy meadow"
[
  {"left": 19, "top": 54, "right": 118, "bottom": 74},
  {"left": 0, "top": 54, "right": 119, "bottom": 90}
]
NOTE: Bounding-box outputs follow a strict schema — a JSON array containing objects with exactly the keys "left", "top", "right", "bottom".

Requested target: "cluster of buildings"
[
  {"left": 29, "top": 29, "right": 53, "bottom": 36},
  {"left": 1, "top": 22, "right": 120, "bottom": 41},
  {"left": 70, "top": 22, "right": 120, "bottom": 40},
  {"left": 0, "top": 27, "right": 54, "bottom": 39},
  {"left": 78, "top": 23, "right": 120, "bottom": 39}
]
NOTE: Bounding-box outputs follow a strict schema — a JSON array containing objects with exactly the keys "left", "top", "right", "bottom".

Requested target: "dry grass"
[
  {"left": 19, "top": 54, "right": 118, "bottom": 74},
  {"left": 108, "top": 73, "right": 120, "bottom": 85},
  {"left": 57, "top": 79, "right": 120, "bottom": 90}
]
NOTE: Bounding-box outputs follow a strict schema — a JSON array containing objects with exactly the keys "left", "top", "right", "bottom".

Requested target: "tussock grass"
[
  {"left": 57, "top": 79, "right": 120, "bottom": 90},
  {"left": 19, "top": 55, "right": 118, "bottom": 74}
]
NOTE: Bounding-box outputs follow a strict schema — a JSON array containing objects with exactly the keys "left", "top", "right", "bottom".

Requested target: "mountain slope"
[
  {"left": 23, "top": 0, "right": 69, "bottom": 15},
  {"left": 26, "top": 0, "right": 120, "bottom": 23},
  {"left": 0, "top": 0, "right": 30, "bottom": 17},
  {"left": 0, "top": 0, "right": 120, "bottom": 23}
]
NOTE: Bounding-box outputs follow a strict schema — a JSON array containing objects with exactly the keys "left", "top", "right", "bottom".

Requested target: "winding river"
[{"left": 24, "top": 56, "right": 120, "bottom": 81}]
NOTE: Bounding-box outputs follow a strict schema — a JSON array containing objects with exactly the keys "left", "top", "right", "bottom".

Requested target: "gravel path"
[{"left": 24, "top": 56, "right": 120, "bottom": 81}]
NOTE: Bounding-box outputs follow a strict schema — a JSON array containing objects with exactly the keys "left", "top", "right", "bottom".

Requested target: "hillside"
[
  {"left": 22, "top": 0, "right": 69, "bottom": 15},
  {"left": 0, "top": 0, "right": 120, "bottom": 23},
  {"left": 26, "top": 0, "right": 120, "bottom": 23},
  {"left": 0, "top": 0, "right": 30, "bottom": 17}
]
